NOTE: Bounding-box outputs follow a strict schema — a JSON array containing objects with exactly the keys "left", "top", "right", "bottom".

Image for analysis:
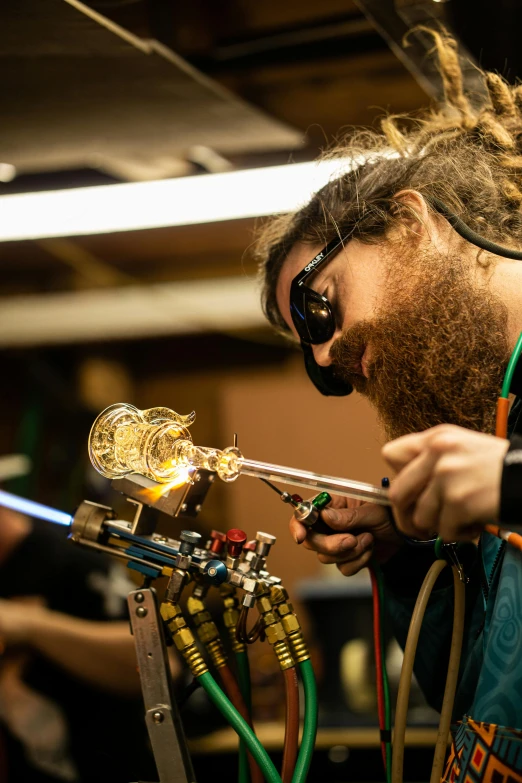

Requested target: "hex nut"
[
  {"left": 193, "top": 610, "right": 212, "bottom": 626},
  {"left": 263, "top": 610, "right": 278, "bottom": 626},
  {"left": 198, "top": 622, "right": 219, "bottom": 643},
  {"left": 160, "top": 603, "right": 179, "bottom": 622},
  {"left": 169, "top": 615, "right": 187, "bottom": 631},
  {"left": 174, "top": 628, "right": 195, "bottom": 650},
  {"left": 242, "top": 593, "right": 256, "bottom": 609},
  {"left": 265, "top": 622, "right": 286, "bottom": 644},
  {"left": 186, "top": 597, "right": 205, "bottom": 615},
  {"left": 256, "top": 595, "right": 272, "bottom": 614},
  {"left": 281, "top": 614, "right": 300, "bottom": 633},
  {"left": 242, "top": 576, "right": 257, "bottom": 594},
  {"left": 229, "top": 571, "right": 242, "bottom": 587},
  {"left": 223, "top": 609, "right": 239, "bottom": 627},
  {"left": 278, "top": 601, "right": 293, "bottom": 616}
]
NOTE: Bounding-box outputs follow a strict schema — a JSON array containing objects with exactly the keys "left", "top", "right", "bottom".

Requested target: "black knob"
[{"left": 179, "top": 530, "right": 202, "bottom": 555}]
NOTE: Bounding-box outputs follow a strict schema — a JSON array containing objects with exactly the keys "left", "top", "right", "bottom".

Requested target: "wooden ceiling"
[
  {"left": 0, "top": 0, "right": 430, "bottom": 302},
  {"left": 1, "top": 0, "right": 518, "bottom": 337}
]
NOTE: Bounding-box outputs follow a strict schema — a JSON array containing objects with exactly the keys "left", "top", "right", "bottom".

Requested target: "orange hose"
[
  {"left": 484, "top": 524, "right": 522, "bottom": 552},
  {"left": 219, "top": 663, "right": 264, "bottom": 783},
  {"left": 495, "top": 396, "right": 510, "bottom": 438},
  {"left": 487, "top": 395, "right": 522, "bottom": 550},
  {"left": 282, "top": 667, "right": 299, "bottom": 783}
]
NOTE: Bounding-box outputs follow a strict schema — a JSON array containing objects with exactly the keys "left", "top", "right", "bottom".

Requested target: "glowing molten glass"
[{"left": 89, "top": 403, "right": 242, "bottom": 484}]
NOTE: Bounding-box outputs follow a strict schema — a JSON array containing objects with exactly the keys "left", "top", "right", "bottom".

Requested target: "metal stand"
[{"left": 128, "top": 588, "right": 196, "bottom": 783}]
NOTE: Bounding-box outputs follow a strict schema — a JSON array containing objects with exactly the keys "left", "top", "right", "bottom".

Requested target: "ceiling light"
[{"left": 0, "top": 159, "right": 354, "bottom": 241}]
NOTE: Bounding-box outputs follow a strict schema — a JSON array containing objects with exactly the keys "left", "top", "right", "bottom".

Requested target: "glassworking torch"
[{"left": 260, "top": 480, "right": 335, "bottom": 534}]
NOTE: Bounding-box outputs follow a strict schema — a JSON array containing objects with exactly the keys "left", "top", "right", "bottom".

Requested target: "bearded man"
[{"left": 255, "top": 30, "right": 522, "bottom": 781}]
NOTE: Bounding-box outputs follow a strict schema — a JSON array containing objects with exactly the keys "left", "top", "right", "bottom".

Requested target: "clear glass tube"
[{"left": 238, "top": 458, "right": 390, "bottom": 505}]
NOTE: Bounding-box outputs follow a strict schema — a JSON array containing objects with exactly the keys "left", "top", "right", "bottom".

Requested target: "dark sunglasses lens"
[
  {"left": 291, "top": 289, "right": 335, "bottom": 343},
  {"left": 305, "top": 298, "right": 333, "bottom": 343}
]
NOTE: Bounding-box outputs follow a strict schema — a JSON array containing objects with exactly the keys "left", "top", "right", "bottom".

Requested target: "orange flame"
[{"left": 137, "top": 467, "right": 192, "bottom": 504}]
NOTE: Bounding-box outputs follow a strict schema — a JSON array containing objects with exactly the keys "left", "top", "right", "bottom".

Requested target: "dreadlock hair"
[{"left": 255, "top": 28, "right": 522, "bottom": 334}]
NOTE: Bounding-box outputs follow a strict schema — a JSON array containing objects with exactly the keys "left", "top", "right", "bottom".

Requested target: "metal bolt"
[
  {"left": 208, "top": 475, "right": 215, "bottom": 483},
  {"left": 135, "top": 592, "right": 145, "bottom": 603},
  {"left": 195, "top": 504, "right": 202, "bottom": 513},
  {"left": 195, "top": 474, "right": 201, "bottom": 482},
  {"left": 180, "top": 503, "right": 188, "bottom": 513},
  {"left": 152, "top": 711, "right": 164, "bottom": 724},
  {"left": 136, "top": 606, "right": 148, "bottom": 618},
  {"left": 208, "top": 567, "right": 217, "bottom": 577}
]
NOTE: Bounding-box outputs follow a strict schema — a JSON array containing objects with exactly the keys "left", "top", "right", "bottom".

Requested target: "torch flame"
[{"left": 136, "top": 466, "right": 193, "bottom": 503}]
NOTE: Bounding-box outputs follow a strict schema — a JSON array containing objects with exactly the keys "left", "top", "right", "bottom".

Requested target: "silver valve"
[
  {"left": 179, "top": 530, "right": 201, "bottom": 556},
  {"left": 255, "top": 531, "right": 276, "bottom": 558}
]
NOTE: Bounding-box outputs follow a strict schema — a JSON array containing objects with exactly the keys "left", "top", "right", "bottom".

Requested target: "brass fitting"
[
  {"left": 256, "top": 594, "right": 273, "bottom": 615},
  {"left": 270, "top": 585, "right": 310, "bottom": 664},
  {"left": 269, "top": 585, "right": 290, "bottom": 605},
  {"left": 272, "top": 639, "right": 296, "bottom": 671},
  {"left": 256, "top": 589, "right": 295, "bottom": 671},
  {"left": 160, "top": 602, "right": 208, "bottom": 677},
  {"left": 186, "top": 593, "right": 228, "bottom": 670},
  {"left": 220, "top": 584, "right": 245, "bottom": 654}
]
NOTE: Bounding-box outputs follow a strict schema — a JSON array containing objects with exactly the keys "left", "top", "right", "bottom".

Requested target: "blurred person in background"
[{"left": 0, "top": 503, "right": 159, "bottom": 783}]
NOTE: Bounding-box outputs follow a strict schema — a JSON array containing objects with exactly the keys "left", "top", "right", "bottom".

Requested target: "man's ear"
[{"left": 390, "top": 189, "right": 432, "bottom": 240}]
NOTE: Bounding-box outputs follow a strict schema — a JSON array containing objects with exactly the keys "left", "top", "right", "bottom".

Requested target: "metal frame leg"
[{"left": 128, "top": 588, "right": 196, "bottom": 783}]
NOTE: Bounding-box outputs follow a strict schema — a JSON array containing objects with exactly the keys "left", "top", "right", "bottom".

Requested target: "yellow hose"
[
  {"left": 392, "top": 560, "right": 465, "bottom": 783},
  {"left": 431, "top": 566, "right": 465, "bottom": 783}
]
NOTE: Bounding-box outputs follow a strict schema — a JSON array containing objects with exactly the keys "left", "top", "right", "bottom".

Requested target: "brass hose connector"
[
  {"left": 256, "top": 592, "right": 295, "bottom": 671},
  {"left": 220, "top": 583, "right": 246, "bottom": 654},
  {"left": 160, "top": 602, "right": 208, "bottom": 678},
  {"left": 186, "top": 595, "right": 228, "bottom": 670},
  {"left": 270, "top": 585, "right": 310, "bottom": 664}
]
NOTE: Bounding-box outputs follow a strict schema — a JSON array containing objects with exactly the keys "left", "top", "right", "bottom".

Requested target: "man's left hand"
[{"left": 382, "top": 424, "right": 510, "bottom": 541}]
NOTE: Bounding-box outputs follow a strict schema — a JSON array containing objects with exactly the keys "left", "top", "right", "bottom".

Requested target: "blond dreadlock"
[{"left": 256, "top": 29, "right": 522, "bottom": 333}]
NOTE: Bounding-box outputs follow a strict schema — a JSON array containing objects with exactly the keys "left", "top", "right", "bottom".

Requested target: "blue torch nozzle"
[{"left": 0, "top": 489, "right": 72, "bottom": 527}]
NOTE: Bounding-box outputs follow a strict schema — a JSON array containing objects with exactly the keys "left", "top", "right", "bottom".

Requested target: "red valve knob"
[
  {"left": 226, "top": 528, "right": 247, "bottom": 558},
  {"left": 243, "top": 540, "right": 257, "bottom": 552},
  {"left": 291, "top": 494, "right": 303, "bottom": 504},
  {"left": 210, "top": 530, "right": 227, "bottom": 555}
]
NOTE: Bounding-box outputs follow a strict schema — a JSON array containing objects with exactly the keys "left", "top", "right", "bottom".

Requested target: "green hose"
[
  {"left": 292, "top": 659, "right": 318, "bottom": 783},
  {"left": 235, "top": 651, "right": 252, "bottom": 783},
  {"left": 199, "top": 671, "right": 282, "bottom": 783},
  {"left": 501, "top": 331, "right": 522, "bottom": 398}
]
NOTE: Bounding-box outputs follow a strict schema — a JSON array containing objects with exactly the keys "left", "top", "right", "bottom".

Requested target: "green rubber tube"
[
  {"left": 292, "top": 659, "right": 318, "bottom": 783},
  {"left": 502, "top": 331, "right": 522, "bottom": 398},
  {"left": 199, "top": 671, "right": 282, "bottom": 783},
  {"left": 235, "top": 652, "right": 252, "bottom": 783}
]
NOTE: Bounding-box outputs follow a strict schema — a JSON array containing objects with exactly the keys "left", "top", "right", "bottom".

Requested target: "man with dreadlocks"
[{"left": 255, "top": 29, "right": 522, "bottom": 782}]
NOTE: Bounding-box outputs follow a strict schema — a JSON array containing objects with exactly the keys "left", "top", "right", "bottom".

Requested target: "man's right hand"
[{"left": 289, "top": 495, "right": 403, "bottom": 576}]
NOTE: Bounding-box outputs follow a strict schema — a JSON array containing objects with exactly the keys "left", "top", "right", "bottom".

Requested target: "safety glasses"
[
  {"left": 289, "top": 234, "right": 350, "bottom": 344},
  {"left": 288, "top": 234, "right": 353, "bottom": 396}
]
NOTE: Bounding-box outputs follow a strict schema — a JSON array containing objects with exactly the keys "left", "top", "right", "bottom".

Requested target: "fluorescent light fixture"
[{"left": 0, "top": 158, "right": 355, "bottom": 241}]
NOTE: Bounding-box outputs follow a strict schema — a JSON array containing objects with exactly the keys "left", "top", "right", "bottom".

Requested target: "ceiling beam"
[{"left": 0, "top": 277, "right": 264, "bottom": 347}]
